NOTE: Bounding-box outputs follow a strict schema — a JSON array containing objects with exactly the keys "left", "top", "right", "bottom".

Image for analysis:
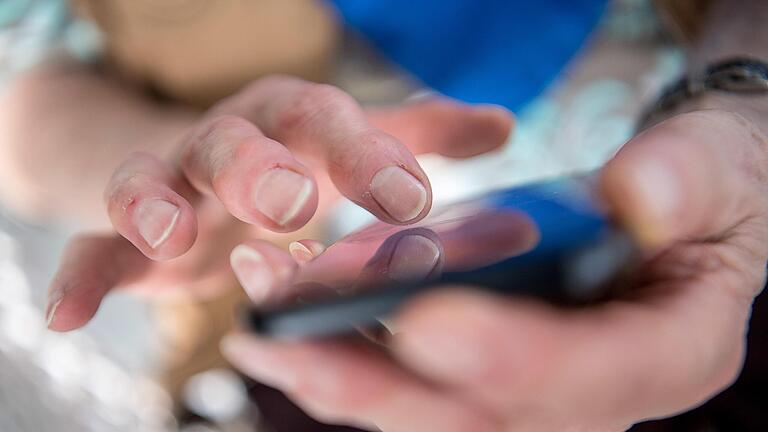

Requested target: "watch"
[{"left": 639, "top": 57, "right": 768, "bottom": 130}]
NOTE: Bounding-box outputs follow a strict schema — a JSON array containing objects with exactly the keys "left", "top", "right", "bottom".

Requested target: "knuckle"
[
  {"left": 204, "top": 115, "right": 252, "bottom": 134},
  {"left": 106, "top": 173, "right": 146, "bottom": 213},
  {"left": 194, "top": 115, "right": 253, "bottom": 153},
  {"left": 661, "top": 110, "right": 768, "bottom": 211},
  {"left": 183, "top": 115, "right": 253, "bottom": 175},
  {"left": 326, "top": 129, "right": 391, "bottom": 175},
  {"left": 715, "top": 110, "right": 768, "bottom": 181},
  {"left": 679, "top": 110, "right": 768, "bottom": 182},
  {"left": 276, "top": 84, "right": 356, "bottom": 134},
  {"left": 719, "top": 230, "right": 768, "bottom": 295}
]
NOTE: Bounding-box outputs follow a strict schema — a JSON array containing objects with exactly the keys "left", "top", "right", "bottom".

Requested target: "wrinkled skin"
[{"left": 222, "top": 110, "right": 768, "bottom": 432}]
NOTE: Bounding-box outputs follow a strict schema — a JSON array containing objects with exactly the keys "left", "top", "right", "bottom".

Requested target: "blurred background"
[{"left": 0, "top": 0, "right": 684, "bottom": 430}]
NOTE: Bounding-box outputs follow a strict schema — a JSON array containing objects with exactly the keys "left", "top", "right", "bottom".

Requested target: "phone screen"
[{"left": 248, "top": 174, "right": 636, "bottom": 339}]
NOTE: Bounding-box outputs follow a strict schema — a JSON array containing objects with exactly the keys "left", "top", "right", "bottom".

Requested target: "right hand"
[
  {"left": 45, "top": 75, "right": 514, "bottom": 331},
  {"left": 221, "top": 110, "right": 768, "bottom": 432}
]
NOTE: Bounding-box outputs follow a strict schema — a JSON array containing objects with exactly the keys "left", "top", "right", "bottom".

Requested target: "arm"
[{"left": 0, "top": 57, "right": 195, "bottom": 229}]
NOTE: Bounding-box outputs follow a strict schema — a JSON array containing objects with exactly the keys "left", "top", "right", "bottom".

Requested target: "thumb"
[{"left": 600, "top": 110, "right": 767, "bottom": 248}]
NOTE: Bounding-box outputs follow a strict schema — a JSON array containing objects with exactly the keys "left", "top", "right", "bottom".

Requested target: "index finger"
[
  {"left": 228, "top": 75, "right": 432, "bottom": 224},
  {"left": 391, "top": 280, "right": 751, "bottom": 429}
]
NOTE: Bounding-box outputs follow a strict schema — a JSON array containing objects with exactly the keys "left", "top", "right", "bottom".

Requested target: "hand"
[
  {"left": 222, "top": 109, "right": 768, "bottom": 432},
  {"left": 45, "top": 75, "right": 513, "bottom": 332}
]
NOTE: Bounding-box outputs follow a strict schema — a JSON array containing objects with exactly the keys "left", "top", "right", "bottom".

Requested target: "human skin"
[
  {"left": 27, "top": 74, "right": 513, "bottom": 331},
  {"left": 0, "top": 2, "right": 514, "bottom": 331},
  {"left": 1, "top": 0, "right": 766, "bottom": 429},
  {"left": 0, "top": 64, "right": 514, "bottom": 330},
  {"left": 220, "top": 1, "right": 768, "bottom": 430}
]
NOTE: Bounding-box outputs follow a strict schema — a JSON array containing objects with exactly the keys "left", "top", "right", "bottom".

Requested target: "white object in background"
[{"left": 183, "top": 368, "right": 251, "bottom": 423}]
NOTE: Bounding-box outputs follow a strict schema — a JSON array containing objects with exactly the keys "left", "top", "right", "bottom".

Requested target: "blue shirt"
[{"left": 331, "top": 0, "right": 608, "bottom": 110}]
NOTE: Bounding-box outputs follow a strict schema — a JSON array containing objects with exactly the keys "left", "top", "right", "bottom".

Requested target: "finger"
[
  {"left": 367, "top": 98, "right": 514, "bottom": 158},
  {"left": 288, "top": 239, "right": 326, "bottom": 264},
  {"left": 392, "top": 285, "right": 750, "bottom": 426},
  {"left": 181, "top": 115, "right": 318, "bottom": 232},
  {"left": 105, "top": 152, "right": 197, "bottom": 261},
  {"left": 236, "top": 76, "right": 431, "bottom": 224},
  {"left": 46, "top": 234, "right": 149, "bottom": 332},
  {"left": 601, "top": 110, "right": 768, "bottom": 248},
  {"left": 221, "top": 333, "right": 501, "bottom": 432},
  {"left": 438, "top": 209, "right": 539, "bottom": 270},
  {"left": 273, "top": 228, "right": 445, "bottom": 303},
  {"left": 230, "top": 239, "right": 299, "bottom": 304},
  {"left": 355, "top": 228, "right": 444, "bottom": 285}
]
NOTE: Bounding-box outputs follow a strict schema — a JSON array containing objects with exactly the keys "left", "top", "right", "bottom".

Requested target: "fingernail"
[
  {"left": 388, "top": 235, "right": 441, "bottom": 282},
  {"left": 304, "top": 240, "right": 326, "bottom": 256},
  {"left": 253, "top": 169, "right": 313, "bottom": 226},
  {"left": 45, "top": 286, "right": 65, "bottom": 328},
  {"left": 231, "top": 245, "right": 274, "bottom": 303},
  {"left": 289, "top": 241, "right": 314, "bottom": 264},
  {"left": 133, "top": 199, "right": 180, "bottom": 249},
  {"left": 221, "top": 334, "right": 299, "bottom": 391},
  {"left": 289, "top": 240, "right": 326, "bottom": 264},
  {"left": 371, "top": 166, "right": 427, "bottom": 222},
  {"left": 628, "top": 159, "right": 681, "bottom": 246}
]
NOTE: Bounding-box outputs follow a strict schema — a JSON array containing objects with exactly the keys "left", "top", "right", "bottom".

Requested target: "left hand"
[
  {"left": 222, "top": 109, "right": 768, "bottom": 431},
  {"left": 44, "top": 78, "right": 513, "bottom": 331}
]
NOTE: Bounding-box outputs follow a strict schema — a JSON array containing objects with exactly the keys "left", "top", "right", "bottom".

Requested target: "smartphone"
[{"left": 245, "top": 173, "right": 637, "bottom": 339}]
